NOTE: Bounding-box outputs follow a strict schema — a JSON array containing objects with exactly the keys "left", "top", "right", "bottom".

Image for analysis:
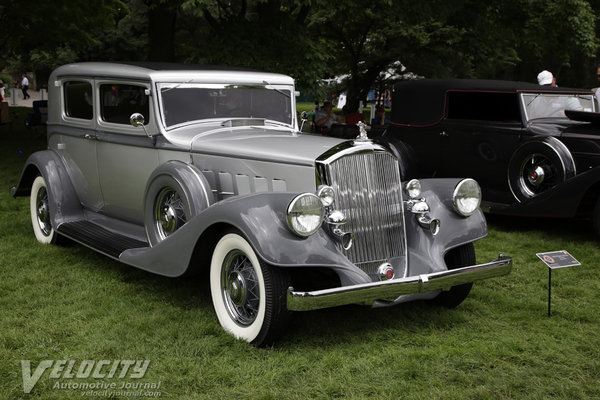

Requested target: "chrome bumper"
[{"left": 287, "top": 254, "right": 512, "bottom": 311}]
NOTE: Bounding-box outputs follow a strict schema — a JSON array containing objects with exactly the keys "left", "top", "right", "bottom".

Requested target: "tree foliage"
[{"left": 1, "top": 0, "right": 599, "bottom": 105}]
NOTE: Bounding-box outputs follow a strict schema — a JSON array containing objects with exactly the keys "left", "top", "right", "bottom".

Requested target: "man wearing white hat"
[{"left": 537, "top": 70, "right": 557, "bottom": 86}]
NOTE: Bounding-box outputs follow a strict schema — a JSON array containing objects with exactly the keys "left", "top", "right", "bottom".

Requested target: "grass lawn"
[{"left": 1, "top": 107, "right": 600, "bottom": 399}]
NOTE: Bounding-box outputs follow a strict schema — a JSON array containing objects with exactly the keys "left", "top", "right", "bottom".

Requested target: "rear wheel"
[
  {"left": 434, "top": 243, "right": 476, "bottom": 308},
  {"left": 210, "top": 232, "right": 290, "bottom": 346},
  {"left": 30, "top": 176, "right": 60, "bottom": 244}
]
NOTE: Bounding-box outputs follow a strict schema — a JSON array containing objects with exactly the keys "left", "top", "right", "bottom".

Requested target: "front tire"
[
  {"left": 434, "top": 243, "right": 476, "bottom": 308},
  {"left": 210, "top": 232, "right": 290, "bottom": 346},
  {"left": 30, "top": 176, "right": 60, "bottom": 244}
]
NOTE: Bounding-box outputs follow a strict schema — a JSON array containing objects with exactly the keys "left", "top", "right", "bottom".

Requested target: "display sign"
[{"left": 536, "top": 250, "right": 580, "bottom": 269}]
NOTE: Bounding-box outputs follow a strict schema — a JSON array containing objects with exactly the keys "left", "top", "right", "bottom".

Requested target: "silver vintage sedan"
[{"left": 14, "top": 62, "right": 512, "bottom": 346}]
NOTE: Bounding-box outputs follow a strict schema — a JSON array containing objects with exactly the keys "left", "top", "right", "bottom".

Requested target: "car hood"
[{"left": 188, "top": 126, "right": 347, "bottom": 166}]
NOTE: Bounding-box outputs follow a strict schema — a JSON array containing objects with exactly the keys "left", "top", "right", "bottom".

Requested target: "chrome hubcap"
[
  {"left": 519, "top": 154, "right": 554, "bottom": 197},
  {"left": 154, "top": 187, "right": 186, "bottom": 240},
  {"left": 528, "top": 166, "right": 545, "bottom": 186},
  {"left": 36, "top": 187, "right": 51, "bottom": 236},
  {"left": 221, "top": 250, "right": 260, "bottom": 326}
]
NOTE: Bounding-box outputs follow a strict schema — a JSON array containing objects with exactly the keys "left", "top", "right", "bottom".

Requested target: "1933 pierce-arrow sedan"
[{"left": 13, "top": 63, "right": 512, "bottom": 346}]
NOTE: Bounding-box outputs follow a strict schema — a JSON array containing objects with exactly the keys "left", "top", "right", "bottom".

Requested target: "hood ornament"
[{"left": 354, "top": 121, "right": 371, "bottom": 143}]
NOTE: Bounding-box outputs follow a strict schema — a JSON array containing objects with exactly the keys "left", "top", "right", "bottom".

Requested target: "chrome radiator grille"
[{"left": 321, "top": 150, "right": 406, "bottom": 275}]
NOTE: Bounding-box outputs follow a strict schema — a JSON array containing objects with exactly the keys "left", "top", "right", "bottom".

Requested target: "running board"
[{"left": 57, "top": 220, "right": 149, "bottom": 259}]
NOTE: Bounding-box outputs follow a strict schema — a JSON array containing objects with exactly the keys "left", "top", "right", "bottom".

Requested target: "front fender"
[
  {"left": 120, "top": 192, "right": 368, "bottom": 284},
  {"left": 405, "top": 178, "right": 488, "bottom": 277},
  {"left": 13, "top": 150, "right": 83, "bottom": 228}
]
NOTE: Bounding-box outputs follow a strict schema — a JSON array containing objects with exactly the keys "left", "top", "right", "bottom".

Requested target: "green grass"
[{"left": 1, "top": 107, "right": 600, "bottom": 399}]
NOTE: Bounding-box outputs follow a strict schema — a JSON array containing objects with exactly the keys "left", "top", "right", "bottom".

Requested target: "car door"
[
  {"left": 49, "top": 79, "right": 104, "bottom": 210},
  {"left": 94, "top": 81, "right": 160, "bottom": 224},
  {"left": 439, "top": 91, "right": 524, "bottom": 199}
]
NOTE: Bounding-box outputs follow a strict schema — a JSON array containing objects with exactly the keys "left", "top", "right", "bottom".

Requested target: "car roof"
[
  {"left": 50, "top": 62, "right": 294, "bottom": 85},
  {"left": 391, "top": 79, "right": 594, "bottom": 126}
]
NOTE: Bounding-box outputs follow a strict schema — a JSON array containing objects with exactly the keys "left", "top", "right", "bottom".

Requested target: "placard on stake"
[{"left": 536, "top": 250, "right": 580, "bottom": 317}]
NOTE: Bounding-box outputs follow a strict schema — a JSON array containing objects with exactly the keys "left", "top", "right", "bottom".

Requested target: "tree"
[
  {"left": 0, "top": 0, "right": 129, "bottom": 83},
  {"left": 178, "top": 0, "right": 329, "bottom": 95}
]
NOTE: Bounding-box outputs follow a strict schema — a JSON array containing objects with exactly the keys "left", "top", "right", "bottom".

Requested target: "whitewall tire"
[
  {"left": 30, "top": 176, "right": 59, "bottom": 244},
  {"left": 210, "top": 232, "right": 290, "bottom": 346}
]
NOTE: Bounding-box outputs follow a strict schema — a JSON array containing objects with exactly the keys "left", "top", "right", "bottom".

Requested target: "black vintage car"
[{"left": 383, "top": 79, "right": 600, "bottom": 232}]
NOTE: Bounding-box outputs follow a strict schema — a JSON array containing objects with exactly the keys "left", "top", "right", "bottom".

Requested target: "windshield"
[
  {"left": 158, "top": 83, "right": 293, "bottom": 129},
  {"left": 522, "top": 93, "right": 595, "bottom": 121}
]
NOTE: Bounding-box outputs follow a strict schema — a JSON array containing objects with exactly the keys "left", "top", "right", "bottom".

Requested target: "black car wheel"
[{"left": 508, "top": 137, "right": 575, "bottom": 202}]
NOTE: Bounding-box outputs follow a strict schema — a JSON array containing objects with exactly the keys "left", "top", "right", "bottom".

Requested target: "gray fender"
[
  {"left": 404, "top": 178, "right": 488, "bottom": 277},
  {"left": 13, "top": 150, "right": 83, "bottom": 228},
  {"left": 144, "top": 160, "right": 215, "bottom": 216},
  {"left": 143, "top": 161, "right": 215, "bottom": 245},
  {"left": 120, "top": 191, "right": 367, "bottom": 285}
]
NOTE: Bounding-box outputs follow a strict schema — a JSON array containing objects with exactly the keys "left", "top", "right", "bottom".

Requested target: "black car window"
[
  {"left": 64, "top": 81, "right": 93, "bottom": 120},
  {"left": 446, "top": 91, "right": 521, "bottom": 122},
  {"left": 100, "top": 84, "right": 149, "bottom": 125}
]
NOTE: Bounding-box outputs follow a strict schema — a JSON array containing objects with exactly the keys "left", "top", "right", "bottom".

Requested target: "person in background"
[
  {"left": 315, "top": 100, "right": 340, "bottom": 131},
  {"left": 21, "top": 74, "right": 30, "bottom": 99},
  {"left": 537, "top": 70, "right": 557, "bottom": 87},
  {"left": 371, "top": 106, "right": 390, "bottom": 126},
  {"left": 0, "top": 80, "right": 4, "bottom": 101}
]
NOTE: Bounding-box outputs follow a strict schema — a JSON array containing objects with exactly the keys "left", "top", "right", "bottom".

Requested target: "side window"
[
  {"left": 100, "top": 84, "right": 149, "bottom": 125},
  {"left": 446, "top": 91, "right": 521, "bottom": 122},
  {"left": 64, "top": 81, "right": 93, "bottom": 120}
]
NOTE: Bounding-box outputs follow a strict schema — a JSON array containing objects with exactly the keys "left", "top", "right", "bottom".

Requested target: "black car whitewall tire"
[
  {"left": 210, "top": 232, "right": 290, "bottom": 346},
  {"left": 30, "top": 176, "right": 59, "bottom": 244},
  {"left": 433, "top": 243, "right": 475, "bottom": 308},
  {"left": 508, "top": 137, "right": 575, "bottom": 202}
]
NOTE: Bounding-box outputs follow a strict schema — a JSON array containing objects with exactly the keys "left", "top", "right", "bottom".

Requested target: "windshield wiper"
[
  {"left": 262, "top": 80, "right": 290, "bottom": 98},
  {"left": 160, "top": 79, "right": 195, "bottom": 94}
]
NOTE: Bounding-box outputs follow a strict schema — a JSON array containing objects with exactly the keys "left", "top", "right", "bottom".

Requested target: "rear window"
[
  {"left": 64, "top": 81, "right": 93, "bottom": 120},
  {"left": 446, "top": 91, "right": 521, "bottom": 122},
  {"left": 100, "top": 84, "right": 149, "bottom": 125}
]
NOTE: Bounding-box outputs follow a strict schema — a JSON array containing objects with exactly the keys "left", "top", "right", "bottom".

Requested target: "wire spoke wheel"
[
  {"left": 221, "top": 250, "right": 261, "bottom": 326},
  {"left": 154, "top": 187, "right": 187, "bottom": 241},
  {"left": 30, "top": 176, "right": 60, "bottom": 244},
  {"left": 210, "top": 232, "right": 291, "bottom": 346}
]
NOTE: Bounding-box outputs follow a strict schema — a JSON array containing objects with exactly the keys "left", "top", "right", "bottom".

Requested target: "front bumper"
[{"left": 287, "top": 254, "right": 512, "bottom": 311}]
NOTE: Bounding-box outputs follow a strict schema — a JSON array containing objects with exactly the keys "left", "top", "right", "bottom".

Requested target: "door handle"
[
  {"left": 439, "top": 131, "right": 448, "bottom": 137},
  {"left": 84, "top": 134, "right": 98, "bottom": 140}
]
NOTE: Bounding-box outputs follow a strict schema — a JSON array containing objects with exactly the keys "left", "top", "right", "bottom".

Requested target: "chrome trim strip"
[{"left": 286, "top": 255, "right": 512, "bottom": 311}]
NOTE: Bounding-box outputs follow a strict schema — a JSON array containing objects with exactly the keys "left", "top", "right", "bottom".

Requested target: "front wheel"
[
  {"left": 433, "top": 243, "right": 476, "bottom": 308},
  {"left": 210, "top": 232, "right": 290, "bottom": 346},
  {"left": 30, "top": 176, "right": 60, "bottom": 244}
]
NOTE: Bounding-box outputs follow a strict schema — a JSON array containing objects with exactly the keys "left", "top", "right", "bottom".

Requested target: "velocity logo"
[{"left": 21, "top": 359, "right": 150, "bottom": 393}]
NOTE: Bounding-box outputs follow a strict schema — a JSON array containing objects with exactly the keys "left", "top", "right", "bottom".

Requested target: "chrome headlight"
[
  {"left": 453, "top": 178, "right": 481, "bottom": 217},
  {"left": 405, "top": 179, "right": 421, "bottom": 199},
  {"left": 287, "top": 193, "right": 325, "bottom": 236}
]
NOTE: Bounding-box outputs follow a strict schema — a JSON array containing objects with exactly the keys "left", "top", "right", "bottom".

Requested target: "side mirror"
[
  {"left": 130, "top": 113, "right": 145, "bottom": 127},
  {"left": 300, "top": 111, "right": 308, "bottom": 132},
  {"left": 130, "top": 113, "right": 151, "bottom": 138}
]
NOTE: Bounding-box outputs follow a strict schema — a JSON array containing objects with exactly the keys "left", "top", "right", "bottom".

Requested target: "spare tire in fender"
[
  {"left": 507, "top": 136, "right": 575, "bottom": 203},
  {"left": 144, "top": 161, "right": 214, "bottom": 246}
]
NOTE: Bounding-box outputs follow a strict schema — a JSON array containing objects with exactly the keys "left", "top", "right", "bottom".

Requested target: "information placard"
[{"left": 536, "top": 250, "right": 580, "bottom": 269}]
